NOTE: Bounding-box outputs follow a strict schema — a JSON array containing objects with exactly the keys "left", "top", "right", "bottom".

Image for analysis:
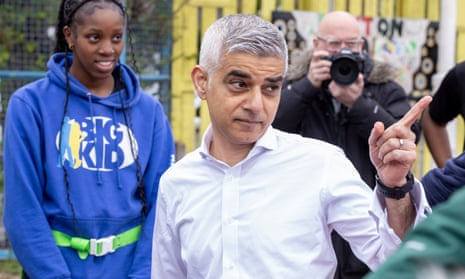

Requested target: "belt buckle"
[{"left": 90, "top": 235, "right": 115, "bottom": 256}]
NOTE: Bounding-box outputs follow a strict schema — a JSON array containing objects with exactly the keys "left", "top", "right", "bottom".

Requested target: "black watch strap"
[{"left": 376, "top": 172, "right": 414, "bottom": 200}]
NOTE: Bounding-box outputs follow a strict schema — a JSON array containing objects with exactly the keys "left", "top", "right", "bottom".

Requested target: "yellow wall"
[
  {"left": 171, "top": 0, "right": 465, "bottom": 176},
  {"left": 456, "top": 0, "right": 465, "bottom": 157}
]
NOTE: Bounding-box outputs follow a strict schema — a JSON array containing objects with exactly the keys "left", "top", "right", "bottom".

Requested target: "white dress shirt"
[{"left": 152, "top": 126, "right": 430, "bottom": 279}]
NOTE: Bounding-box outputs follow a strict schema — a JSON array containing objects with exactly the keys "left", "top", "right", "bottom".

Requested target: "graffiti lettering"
[
  {"left": 357, "top": 16, "right": 374, "bottom": 36},
  {"left": 377, "top": 18, "right": 403, "bottom": 39}
]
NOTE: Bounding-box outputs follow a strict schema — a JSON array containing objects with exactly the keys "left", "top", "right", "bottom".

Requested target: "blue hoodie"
[{"left": 3, "top": 53, "right": 175, "bottom": 279}]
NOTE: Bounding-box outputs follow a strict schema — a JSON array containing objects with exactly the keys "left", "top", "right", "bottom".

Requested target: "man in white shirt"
[{"left": 152, "top": 14, "right": 432, "bottom": 279}]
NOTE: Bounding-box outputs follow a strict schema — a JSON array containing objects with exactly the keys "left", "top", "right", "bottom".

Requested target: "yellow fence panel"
[
  {"left": 297, "top": 0, "right": 329, "bottom": 12},
  {"left": 456, "top": 0, "right": 465, "bottom": 155},
  {"left": 189, "top": 0, "right": 235, "bottom": 8},
  {"left": 280, "top": 0, "right": 297, "bottom": 11},
  {"left": 261, "top": 0, "right": 278, "bottom": 21},
  {"left": 426, "top": 0, "right": 440, "bottom": 21},
  {"left": 458, "top": 0, "right": 465, "bottom": 62},
  {"left": 333, "top": 0, "right": 347, "bottom": 11},
  {"left": 458, "top": 32, "right": 465, "bottom": 62},
  {"left": 379, "top": 0, "right": 395, "bottom": 17},
  {"left": 347, "top": 0, "right": 363, "bottom": 15},
  {"left": 398, "top": 0, "right": 426, "bottom": 18},
  {"left": 171, "top": 2, "right": 199, "bottom": 154},
  {"left": 241, "top": 0, "right": 258, "bottom": 14},
  {"left": 364, "top": 0, "right": 378, "bottom": 17}
]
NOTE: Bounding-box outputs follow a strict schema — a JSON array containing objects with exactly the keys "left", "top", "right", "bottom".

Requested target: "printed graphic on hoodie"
[{"left": 57, "top": 115, "right": 137, "bottom": 170}]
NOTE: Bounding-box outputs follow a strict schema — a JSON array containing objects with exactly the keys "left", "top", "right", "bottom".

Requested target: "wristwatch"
[{"left": 375, "top": 172, "right": 414, "bottom": 200}]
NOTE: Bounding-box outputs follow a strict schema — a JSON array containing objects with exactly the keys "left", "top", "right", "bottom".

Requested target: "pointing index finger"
[{"left": 398, "top": 96, "right": 432, "bottom": 128}]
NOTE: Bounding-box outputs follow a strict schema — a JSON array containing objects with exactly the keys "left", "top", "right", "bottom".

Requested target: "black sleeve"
[
  {"left": 429, "top": 62, "right": 465, "bottom": 124},
  {"left": 272, "top": 77, "right": 320, "bottom": 133},
  {"left": 348, "top": 81, "right": 421, "bottom": 142}
]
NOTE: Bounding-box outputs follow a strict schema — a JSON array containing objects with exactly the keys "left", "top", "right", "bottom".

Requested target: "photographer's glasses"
[{"left": 316, "top": 36, "right": 362, "bottom": 51}]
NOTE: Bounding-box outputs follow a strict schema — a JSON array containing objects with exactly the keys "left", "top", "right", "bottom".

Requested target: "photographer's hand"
[
  {"left": 328, "top": 74, "right": 364, "bottom": 109},
  {"left": 307, "top": 50, "right": 331, "bottom": 89}
]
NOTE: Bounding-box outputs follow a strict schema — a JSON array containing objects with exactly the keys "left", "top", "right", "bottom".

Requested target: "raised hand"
[{"left": 369, "top": 96, "right": 432, "bottom": 187}]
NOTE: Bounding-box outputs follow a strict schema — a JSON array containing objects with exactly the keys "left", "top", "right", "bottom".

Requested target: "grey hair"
[{"left": 199, "top": 14, "right": 288, "bottom": 74}]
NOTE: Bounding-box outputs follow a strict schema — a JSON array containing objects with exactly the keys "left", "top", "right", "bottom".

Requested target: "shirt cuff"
[{"left": 370, "top": 179, "right": 432, "bottom": 242}]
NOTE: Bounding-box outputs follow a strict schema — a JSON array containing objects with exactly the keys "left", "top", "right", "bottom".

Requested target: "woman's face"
[{"left": 64, "top": 2, "right": 125, "bottom": 89}]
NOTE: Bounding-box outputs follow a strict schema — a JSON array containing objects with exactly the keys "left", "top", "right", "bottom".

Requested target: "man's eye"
[
  {"left": 328, "top": 41, "right": 342, "bottom": 48},
  {"left": 264, "top": 85, "right": 280, "bottom": 94},
  {"left": 346, "top": 41, "right": 359, "bottom": 48},
  {"left": 231, "top": 80, "right": 246, "bottom": 88}
]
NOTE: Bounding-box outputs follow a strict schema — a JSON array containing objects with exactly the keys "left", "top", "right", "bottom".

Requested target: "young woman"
[{"left": 3, "top": 1, "right": 175, "bottom": 278}]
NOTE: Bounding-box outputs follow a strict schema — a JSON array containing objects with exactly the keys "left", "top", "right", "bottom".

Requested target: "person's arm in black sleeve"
[{"left": 422, "top": 63, "right": 464, "bottom": 167}]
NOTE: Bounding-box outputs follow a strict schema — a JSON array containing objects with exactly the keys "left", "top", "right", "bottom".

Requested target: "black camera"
[{"left": 324, "top": 48, "right": 364, "bottom": 86}]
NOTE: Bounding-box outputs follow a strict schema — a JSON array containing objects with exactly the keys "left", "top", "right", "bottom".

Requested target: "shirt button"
[{"left": 225, "top": 263, "right": 234, "bottom": 270}]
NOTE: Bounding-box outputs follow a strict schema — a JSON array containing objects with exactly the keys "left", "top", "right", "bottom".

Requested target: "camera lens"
[{"left": 330, "top": 57, "right": 359, "bottom": 86}]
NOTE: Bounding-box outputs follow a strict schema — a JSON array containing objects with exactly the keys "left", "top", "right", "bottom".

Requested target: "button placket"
[{"left": 222, "top": 167, "right": 240, "bottom": 278}]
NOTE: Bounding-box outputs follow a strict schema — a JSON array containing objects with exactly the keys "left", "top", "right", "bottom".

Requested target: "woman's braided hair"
[{"left": 55, "top": 0, "right": 147, "bottom": 235}]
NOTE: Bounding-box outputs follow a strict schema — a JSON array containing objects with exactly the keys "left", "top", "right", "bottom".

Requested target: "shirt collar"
[{"left": 199, "top": 125, "right": 278, "bottom": 160}]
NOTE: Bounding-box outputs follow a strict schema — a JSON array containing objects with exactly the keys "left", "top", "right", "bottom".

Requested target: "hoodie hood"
[
  {"left": 47, "top": 53, "right": 142, "bottom": 109},
  {"left": 47, "top": 53, "right": 144, "bottom": 188},
  {"left": 287, "top": 48, "right": 399, "bottom": 84}
]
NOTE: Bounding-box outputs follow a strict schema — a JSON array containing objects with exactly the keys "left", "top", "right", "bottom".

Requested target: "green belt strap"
[{"left": 52, "top": 225, "right": 141, "bottom": 260}]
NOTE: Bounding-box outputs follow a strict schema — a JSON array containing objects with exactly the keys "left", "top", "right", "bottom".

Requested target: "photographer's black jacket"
[{"left": 273, "top": 50, "right": 421, "bottom": 188}]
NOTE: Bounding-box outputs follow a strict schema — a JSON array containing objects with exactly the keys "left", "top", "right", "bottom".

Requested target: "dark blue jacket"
[{"left": 422, "top": 152, "right": 465, "bottom": 207}]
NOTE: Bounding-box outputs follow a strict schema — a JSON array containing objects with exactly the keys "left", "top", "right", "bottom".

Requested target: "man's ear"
[
  {"left": 191, "top": 65, "right": 208, "bottom": 100},
  {"left": 312, "top": 36, "right": 319, "bottom": 49}
]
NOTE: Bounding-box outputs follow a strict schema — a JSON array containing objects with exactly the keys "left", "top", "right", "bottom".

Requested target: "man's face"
[
  {"left": 196, "top": 52, "right": 285, "bottom": 151},
  {"left": 313, "top": 24, "right": 363, "bottom": 55},
  {"left": 315, "top": 36, "right": 363, "bottom": 54}
]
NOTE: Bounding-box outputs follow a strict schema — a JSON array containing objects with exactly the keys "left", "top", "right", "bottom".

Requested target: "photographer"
[{"left": 273, "top": 11, "right": 421, "bottom": 279}]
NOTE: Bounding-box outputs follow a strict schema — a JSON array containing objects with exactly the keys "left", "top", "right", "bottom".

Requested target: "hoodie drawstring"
[
  {"left": 112, "top": 108, "right": 123, "bottom": 189},
  {"left": 87, "top": 92, "right": 103, "bottom": 186}
]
